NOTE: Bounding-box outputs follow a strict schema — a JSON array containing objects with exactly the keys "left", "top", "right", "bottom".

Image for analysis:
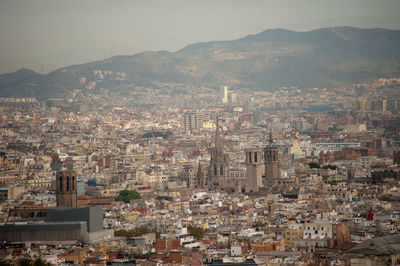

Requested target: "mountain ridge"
[{"left": 1, "top": 26, "right": 400, "bottom": 100}]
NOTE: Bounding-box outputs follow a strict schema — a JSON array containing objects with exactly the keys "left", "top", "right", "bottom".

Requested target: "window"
[
  {"left": 66, "top": 176, "right": 70, "bottom": 191},
  {"left": 59, "top": 176, "right": 63, "bottom": 191},
  {"left": 254, "top": 152, "right": 257, "bottom": 163}
]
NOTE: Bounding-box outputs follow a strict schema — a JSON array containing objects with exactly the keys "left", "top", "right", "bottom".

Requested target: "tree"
[
  {"left": 0, "top": 257, "right": 12, "bottom": 266},
  {"left": 308, "top": 162, "right": 320, "bottom": 169},
  {"left": 322, "top": 165, "right": 337, "bottom": 170},
  {"left": 115, "top": 227, "right": 160, "bottom": 239},
  {"left": 116, "top": 190, "right": 140, "bottom": 203},
  {"left": 328, "top": 180, "right": 338, "bottom": 186},
  {"left": 13, "top": 255, "right": 51, "bottom": 266},
  {"left": 187, "top": 225, "right": 207, "bottom": 239}
]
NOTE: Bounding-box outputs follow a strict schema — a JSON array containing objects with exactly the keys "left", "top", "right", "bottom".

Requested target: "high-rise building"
[
  {"left": 370, "top": 99, "right": 387, "bottom": 112},
  {"left": 382, "top": 99, "right": 387, "bottom": 113},
  {"left": 264, "top": 132, "right": 281, "bottom": 186},
  {"left": 56, "top": 170, "right": 78, "bottom": 208},
  {"left": 362, "top": 99, "right": 389, "bottom": 112},
  {"left": 387, "top": 99, "right": 399, "bottom": 112},
  {"left": 220, "top": 86, "right": 228, "bottom": 104},
  {"left": 184, "top": 111, "right": 203, "bottom": 133},
  {"left": 355, "top": 99, "right": 367, "bottom": 111},
  {"left": 245, "top": 148, "right": 263, "bottom": 192},
  {"left": 228, "top": 92, "right": 237, "bottom": 103}
]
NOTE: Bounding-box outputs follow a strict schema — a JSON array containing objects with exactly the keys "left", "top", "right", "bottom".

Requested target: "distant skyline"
[{"left": 1, "top": 0, "right": 399, "bottom": 74}]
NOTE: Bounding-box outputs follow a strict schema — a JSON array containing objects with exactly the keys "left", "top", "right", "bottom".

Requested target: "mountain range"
[{"left": 1, "top": 26, "right": 400, "bottom": 100}]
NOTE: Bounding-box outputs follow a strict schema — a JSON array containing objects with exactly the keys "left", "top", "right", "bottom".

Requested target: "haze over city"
[
  {"left": 1, "top": 1, "right": 400, "bottom": 265},
  {"left": 1, "top": 0, "right": 400, "bottom": 74}
]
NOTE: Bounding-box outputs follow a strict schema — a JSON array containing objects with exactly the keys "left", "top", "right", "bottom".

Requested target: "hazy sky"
[{"left": 1, "top": 0, "right": 399, "bottom": 74}]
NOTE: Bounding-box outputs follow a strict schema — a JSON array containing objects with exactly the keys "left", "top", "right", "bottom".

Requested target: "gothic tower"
[
  {"left": 245, "top": 148, "right": 263, "bottom": 193},
  {"left": 196, "top": 162, "right": 206, "bottom": 188},
  {"left": 264, "top": 131, "right": 281, "bottom": 186},
  {"left": 347, "top": 169, "right": 355, "bottom": 184},
  {"left": 208, "top": 118, "right": 229, "bottom": 188},
  {"left": 56, "top": 170, "right": 77, "bottom": 208}
]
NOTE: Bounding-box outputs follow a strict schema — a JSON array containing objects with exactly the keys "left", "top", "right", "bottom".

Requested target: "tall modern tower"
[
  {"left": 245, "top": 148, "right": 263, "bottom": 193},
  {"left": 220, "top": 86, "right": 228, "bottom": 104},
  {"left": 264, "top": 132, "right": 281, "bottom": 186},
  {"left": 56, "top": 170, "right": 78, "bottom": 208}
]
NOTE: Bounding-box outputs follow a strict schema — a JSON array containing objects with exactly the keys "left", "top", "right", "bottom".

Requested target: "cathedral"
[{"left": 195, "top": 120, "right": 284, "bottom": 193}]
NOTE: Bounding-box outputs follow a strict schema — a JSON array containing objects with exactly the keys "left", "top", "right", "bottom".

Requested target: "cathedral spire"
[
  {"left": 197, "top": 161, "right": 203, "bottom": 174},
  {"left": 215, "top": 117, "right": 220, "bottom": 147},
  {"left": 197, "top": 161, "right": 205, "bottom": 188},
  {"left": 269, "top": 127, "right": 273, "bottom": 145},
  {"left": 209, "top": 116, "right": 230, "bottom": 189}
]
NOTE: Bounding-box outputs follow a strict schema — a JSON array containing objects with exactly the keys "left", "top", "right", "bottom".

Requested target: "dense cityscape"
[
  {"left": 2, "top": 0, "right": 400, "bottom": 264},
  {"left": 1, "top": 75, "right": 400, "bottom": 265}
]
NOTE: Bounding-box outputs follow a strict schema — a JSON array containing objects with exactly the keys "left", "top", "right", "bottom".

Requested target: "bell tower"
[
  {"left": 56, "top": 170, "right": 77, "bottom": 208},
  {"left": 245, "top": 148, "right": 263, "bottom": 192},
  {"left": 264, "top": 131, "right": 281, "bottom": 186}
]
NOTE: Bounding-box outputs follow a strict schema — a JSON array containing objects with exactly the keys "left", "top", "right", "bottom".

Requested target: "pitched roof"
[{"left": 346, "top": 234, "right": 400, "bottom": 255}]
